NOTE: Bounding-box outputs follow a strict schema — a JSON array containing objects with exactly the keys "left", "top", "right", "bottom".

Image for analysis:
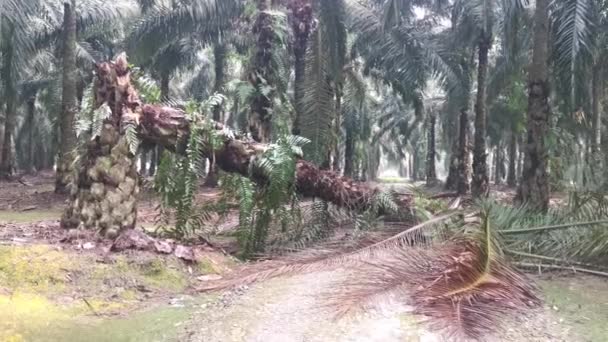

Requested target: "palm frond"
[
  {"left": 346, "top": 0, "right": 459, "bottom": 91},
  {"left": 329, "top": 210, "right": 540, "bottom": 339},
  {"left": 129, "top": 0, "right": 242, "bottom": 60},
  {"left": 300, "top": 27, "right": 335, "bottom": 165},
  {"left": 551, "top": 0, "right": 597, "bottom": 106},
  {"left": 319, "top": 0, "right": 348, "bottom": 82}
]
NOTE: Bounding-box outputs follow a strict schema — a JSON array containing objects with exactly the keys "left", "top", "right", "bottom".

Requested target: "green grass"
[
  {"left": 539, "top": 276, "right": 608, "bottom": 341},
  {"left": 0, "top": 210, "right": 61, "bottom": 223},
  {"left": 0, "top": 244, "right": 210, "bottom": 342},
  {"left": 0, "top": 294, "right": 214, "bottom": 342},
  {"left": 377, "top": 177, "right": 410, "bottom": 184}
]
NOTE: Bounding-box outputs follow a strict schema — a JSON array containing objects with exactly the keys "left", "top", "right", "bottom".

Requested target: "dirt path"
[
  {"left": 180, "top": 270, "right": 590, "bottom": 342},
  {"left": 182, "top": 270, "right": 434, "bottom": 342}
]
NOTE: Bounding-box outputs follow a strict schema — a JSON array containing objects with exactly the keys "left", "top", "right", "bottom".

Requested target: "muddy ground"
[{"left": 0, "top": 174, "right": 607, "bottom": 341}]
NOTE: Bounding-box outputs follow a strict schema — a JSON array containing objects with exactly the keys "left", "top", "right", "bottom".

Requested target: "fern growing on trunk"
[{"left": 153, "top": 95, "right": 227, "bottom": 239}]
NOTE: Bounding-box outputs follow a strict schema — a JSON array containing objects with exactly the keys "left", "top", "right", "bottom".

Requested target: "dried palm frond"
[
  {"left": 484, "top": 198, "right": 608, "bottom": 270},
  {"left": 328, "top": 211, "right": 540, "bottom": 340},
  {"left": 196, "top": 211, "right": 460, "bottom": 291}
]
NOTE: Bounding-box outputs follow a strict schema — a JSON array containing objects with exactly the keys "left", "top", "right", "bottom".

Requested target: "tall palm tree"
[
  {"left": 450, "top": 0, "right": 509, "bottom": 196},
  {"left": 0, "top": 24, "right": 18, "bottom": 179},
  {"left": 0, "top": 0, "right": 49, "bottom": 178},
  {"left": 249, "top": 0, "right": 276, "bottom": 143},
  {"left": 203, "top": 42, "right": 229, "bottom": 186},
  {"left": 56, "top": 0, "right": 78, "bottom": 193},
  {"left": 0, "top": 0, "right": 137, "bottom": 179},
  {"left": 297, "top": 0, "right": 347, "bottom": 166},
  {"left": 310, "top": 0, "right": 456, "bottom": 174},
  {"left": 0, "top": 0, "right": 35, "bottom": 178},
  {"left": 518, "top": 0, "right": 550, "bottom": 211},
  {"left": 289, "top": 0, "right": 315, "bottom": 135},
  {"left": 471, "top": 27, "right": 491, "bottom": 197}
]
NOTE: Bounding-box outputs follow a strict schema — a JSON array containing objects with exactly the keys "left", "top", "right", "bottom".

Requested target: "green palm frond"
[
  {"left": 300, "top": 27, "right": 335, "bottom": 165},
  {"left": 185, "top": 56, "right": 214, "bottom": 101},
  {"left": 129, "top": 0, "right": 243, "bottom": 59},
  {"left": 342, "top": 65, "right": 367, "bottom": 112},
  {"left": 33, "top": 0, "right": 138, "bottom": 52},
  {"left": 318, "top": 0, "right": 347, "bottom": 82},
  {"left": 148, "top": 38, "right": 201, "bottom": 77},
  {"left": 482, "top": 198, "right": 608, "bottom": 269},
  {"left": 347, "top": 0, "right": 459, "bottom": 91},
  {"left": 551, "top": 0, "right": 597, "bottom": 106}
]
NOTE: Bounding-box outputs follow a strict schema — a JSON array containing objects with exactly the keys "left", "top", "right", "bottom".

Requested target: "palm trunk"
[
  {"left": 0, "top": 30, "right": 15, "bottom": 179},
  {"left": 290, "top": 0, "right": 313, "bottom": 135},
  {"left": 494, "top": 145, "right": 503, "bottom": 185},
  {"left": 507, "top": 130, "right": 517, "bottom": 187},
  {"left": 591, "top": 63, "right": 602, "bottom": 176},
  {"left": 160, "top": 74, "right": 170, "bottom": 101},
  {"left": 149, "top": 146, "right": 157, "bottom": 176},
  {"left": 471, "top": 33, "right": 491, "bottom": 197},
  {"left": 204, "top": 43, "right": 228, "bottom": 187},
  {"left": 407, "top": 155, "right": 411, "bottom": 180},
  {"left": 343, "top": 124, "right": 355, "bottom": 177},
  {"left": 139, "top": 151, "right": 148, "bottom": 176},
  {"left": 517, "top": 0, "right": 551, "bottom": 212},
  {"left": 456, "top": 107, "right": 470, "bottom": 194},
  {"left": 62, "top": 56, "right": 140, "bottom": 236},
  {"left": 332, "top": 86, "right": 342, "bottom": 171},
  {"left": 426, "top": 112, "right": 437, "bottom": 185},
  {"left": 445, "top": 112, "right": 459, "bottom": 190},
  {"left": 0, "top": 98, "right": 15, "bottom": 179},
  {"left": 0, "top": 118, "right": 4, "bottom": 170},
  {"left": 26, "top": 96, "right": 37, "bottom": 174},
  {"left": 55, "top": 0, "right": 78, "bottom": 193},
  {"left": 155, "top": 74, "right": 170, "bottom": 171},
  {"left": 517, "top": 134, "right": 524, "bottom": 181},
  {"left": 249, "top": 0, "right": 274, "bottom": 143},
  {"left": 412, "top": 147, "right": 419, "bottom": 182}
]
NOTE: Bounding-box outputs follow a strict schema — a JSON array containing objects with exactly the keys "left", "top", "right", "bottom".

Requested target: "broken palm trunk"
[
  {"left": 62, "top": 54, "right": 398, "bottom": 235},
  {"left": 61, "top": 56, "right": 140, "bottom": 236},
  {"left": 61, "top": 125, "right": 139, "bottom": 237}
]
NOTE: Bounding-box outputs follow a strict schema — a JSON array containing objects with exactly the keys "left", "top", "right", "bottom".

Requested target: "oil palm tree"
[
  {"left": 513, "top": 0, "right": 601, "bottom": 210},
  {"left": 0, "top": 1, "right": 38, "bottom": 178},
  {"left": 289, "top": 0, "right": 315, "bottom": 135},
  {"left": 300, "top": 0, "right": 457, "bottom": 173},
  {"left": 0, "top": 0, "right": 137, "bottom": 180},
  {"left": 56, "top": 0, "right": 79, "bottom": 193},
  {"left": 451, "top": 0, "right": 529, "bottom": 197},
  {"left": 516, "top": 0, "right": 550, "bottom": 210}
]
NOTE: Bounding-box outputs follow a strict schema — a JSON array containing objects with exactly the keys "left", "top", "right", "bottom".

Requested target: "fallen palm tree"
[{"left": 61, "top": 54, "right": 403, "bottom": 237}]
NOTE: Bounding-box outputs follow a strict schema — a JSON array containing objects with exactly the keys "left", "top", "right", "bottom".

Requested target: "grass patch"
[
  {"left": 137, "top": 258, "right": 188, "bottom": 291},
  {"left": 377, "top": 177, "right": 409, "bottom": 184},
  {"left": 0, "top": 244, "right": 200, "bottom": 341},
  {"left": 0, "top": 245, "right": 72, "bottom": 293},
  {"left": 0, "top": 244, "right": 190, "bottom": 303},
  {"left": 539, "top": 276, "right": 608, "bottom": 341},
  {"left": 0, "top": 292, "right": 211, "bottom": 342},
  {"left": 0, "top": 210, "right": 61, "bottom": 223}
]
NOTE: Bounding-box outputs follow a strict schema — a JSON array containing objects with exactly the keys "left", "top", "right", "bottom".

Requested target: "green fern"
[
  {"left": 124, "top": 122, "right": 140, "bottom": 155},
  {"left": 153, "top": 95, "right": 229, "bottom": 239},
  {"left": 237, "top": 135, "right": 308, "bottom": 256}
]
